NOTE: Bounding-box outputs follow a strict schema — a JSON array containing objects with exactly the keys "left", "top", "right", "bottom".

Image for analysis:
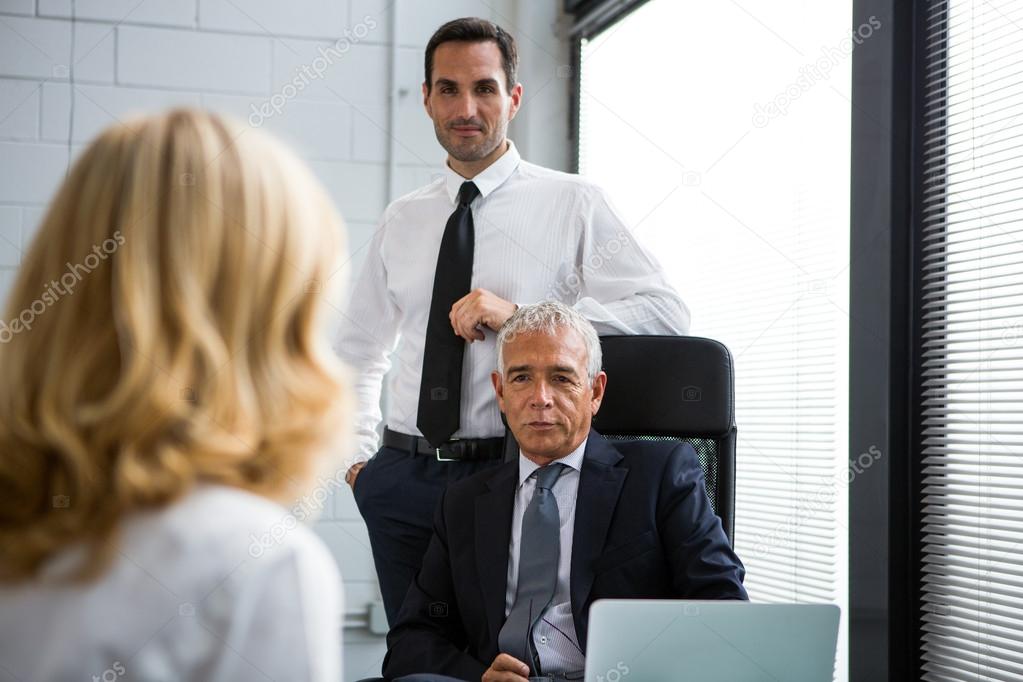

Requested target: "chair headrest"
[{"left": 595, "top": 335, "right": 735, "bottom": 437}]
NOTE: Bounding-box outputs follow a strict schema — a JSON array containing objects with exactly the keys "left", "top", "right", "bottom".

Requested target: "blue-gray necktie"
[{"left": 498, "top": 463, "right": 566, "bottom": 672}]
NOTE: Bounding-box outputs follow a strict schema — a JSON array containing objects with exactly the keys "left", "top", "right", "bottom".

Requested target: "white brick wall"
[
  {"left": 0, "top": 205, "right": 20, "bottom": 267},
  {"left": 200, "top": 0, "right": 348, "bottom": 39},
  {"left": 0, "top": 141, "right": 68, "bottom": 202},
  {"left": 0, "top": 79, "right": 40, "bottom": 137},
  {"left": 0, "top": 15, "right": 72, "bottom": 79},
  {"left": 0, "top": 0, "right": 570, "bottom": 677},
  {"left": 119, "top": 26, "right": 272, "bottom": 93},
  {"left": 0, "top": 0, "right": 32, "bottom": 15},
  {"left": 38, "top": 0, "right": 197, "bottom": 27}
]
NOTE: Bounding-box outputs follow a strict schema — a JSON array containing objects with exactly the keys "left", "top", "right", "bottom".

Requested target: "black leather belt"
[{"left": 382, "top": 427, "right": 505, "bottom": 462}]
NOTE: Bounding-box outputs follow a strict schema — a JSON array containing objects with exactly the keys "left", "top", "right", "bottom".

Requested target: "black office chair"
[{"left": 595, "top": 335, "right": 737, "bottom": 544}]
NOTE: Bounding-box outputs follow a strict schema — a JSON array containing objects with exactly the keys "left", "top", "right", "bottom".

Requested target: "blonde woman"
[{"left": 0, "top": 109, "right": 350, "bottom": 681}]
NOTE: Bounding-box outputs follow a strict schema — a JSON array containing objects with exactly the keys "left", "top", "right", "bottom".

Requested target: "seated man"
[{"left": 384, "top": 301, "right": 747, "bottom": 681}]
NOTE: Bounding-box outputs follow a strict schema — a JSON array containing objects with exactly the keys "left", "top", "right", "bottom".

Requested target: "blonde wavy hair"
[{"left": 0, "top": 109, "right": 350, "bottom": 582}]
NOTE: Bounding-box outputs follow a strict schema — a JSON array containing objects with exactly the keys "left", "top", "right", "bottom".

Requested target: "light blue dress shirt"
[{"left": 505, "top": 439, "right": 588, "bottom": 675}]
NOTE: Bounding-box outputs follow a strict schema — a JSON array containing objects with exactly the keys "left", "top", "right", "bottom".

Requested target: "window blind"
[{"left": 919, "top": 1, "right": 1023, "bottom": 679}]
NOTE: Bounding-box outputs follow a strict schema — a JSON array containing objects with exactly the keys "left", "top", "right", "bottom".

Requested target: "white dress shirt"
[
  {"left": 335, "top": 141, "right": 690, "bottom": 461},
  {"left": 0, "top": 485, "right": 342, "bottom": 682},
  {"left": 505, "top": 440, "right": 588, "bottom": 675}
]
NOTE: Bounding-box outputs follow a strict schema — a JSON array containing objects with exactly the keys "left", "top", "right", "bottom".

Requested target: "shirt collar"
[
  {"left": 517, "top": 437, "right": 588, "bottom": 488},
  {"left": 444, "top": 139, "right": 521, "bottom": 204}
]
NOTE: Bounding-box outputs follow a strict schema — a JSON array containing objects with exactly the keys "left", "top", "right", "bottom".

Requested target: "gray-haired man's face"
[{"left": 492, "top": 329, "right": 606, "bottom": 464}]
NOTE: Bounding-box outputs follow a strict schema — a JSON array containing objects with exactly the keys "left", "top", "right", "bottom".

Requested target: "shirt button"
[{"left": 540, "top": 636, "right": 548, "bottom": 644}]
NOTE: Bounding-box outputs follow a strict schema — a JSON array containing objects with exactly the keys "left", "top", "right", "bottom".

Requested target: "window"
[
  {"left": 578, "top": 2, "right": 853, "bottom": 678},
  {"left": 918, "top": 0, "right": 1023, "bottom": 677}
]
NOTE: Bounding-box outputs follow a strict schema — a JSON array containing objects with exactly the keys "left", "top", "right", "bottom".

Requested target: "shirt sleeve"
[
  {"left": 333, "top": 214, "right": 402, "bottom": 463},
  {"left": 572, "top": 184, "right": 691, "bottom": 335},
  {"left": 207, "top": 530, "right": 344, "bottom": 682}
]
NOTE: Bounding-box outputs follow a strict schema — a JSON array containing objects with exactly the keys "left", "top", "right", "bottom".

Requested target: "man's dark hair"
[{"left": 424, "top": 17, "right": 518, "bottom": 94}]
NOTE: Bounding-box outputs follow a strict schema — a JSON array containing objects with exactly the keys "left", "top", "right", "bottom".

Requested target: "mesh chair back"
[
  {"left": 599, "top": 434, "right": 720, "bottom": 513},
  {"left": 596, "top": 336, "right": 737, "bottom": 544}
]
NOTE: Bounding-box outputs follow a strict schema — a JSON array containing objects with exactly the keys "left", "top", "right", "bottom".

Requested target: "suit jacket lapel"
[
  {"left": 570, "top": 430, "right": 626, "bottom": 646},
  {"left": 475, "top": 462, "right": 518, "bottom": 647}
]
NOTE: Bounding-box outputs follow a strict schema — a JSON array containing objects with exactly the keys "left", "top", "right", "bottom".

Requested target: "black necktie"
[{"left": 417, "top": 181, "right": 480, "bottom": 448}]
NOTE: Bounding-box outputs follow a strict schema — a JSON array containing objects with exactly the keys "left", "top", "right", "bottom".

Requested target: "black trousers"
[{"left": 353, "top": 444, "right": 502, "bottom": 625}]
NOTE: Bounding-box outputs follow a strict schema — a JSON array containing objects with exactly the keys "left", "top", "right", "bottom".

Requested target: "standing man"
[{"left": 336, "top": 17, "right": 690, "bottom": 625}]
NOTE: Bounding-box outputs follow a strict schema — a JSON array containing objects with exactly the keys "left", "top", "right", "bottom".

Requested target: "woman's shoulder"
[
  {"left": 0, "top": 484, "right": 342, "bottom": 681},
  {"left": 121, "top": 484, "right": 341, "bottom": 595},
  {"left": 136, "top": 484, "right": 334, "bottom": 561}
]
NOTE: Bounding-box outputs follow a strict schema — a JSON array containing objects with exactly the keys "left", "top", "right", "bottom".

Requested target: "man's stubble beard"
[{"left": 434, "top": 119, "right": 508, "bottom": 163}]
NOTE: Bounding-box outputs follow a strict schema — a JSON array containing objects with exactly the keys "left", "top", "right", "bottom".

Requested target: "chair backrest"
[{"left": 595, "top": 335, "right": 737, "bottom": 544}]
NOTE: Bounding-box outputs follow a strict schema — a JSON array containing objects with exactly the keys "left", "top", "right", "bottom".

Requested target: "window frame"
[
  {"left": 849, "top": 0, "right": 926, "bottom": 679},
  {"left": 566, "top": 0, "right": 651, "bottom": 174}
]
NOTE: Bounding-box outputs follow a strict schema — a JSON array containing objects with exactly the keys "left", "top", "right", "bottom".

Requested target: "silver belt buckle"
[{"left": 436, "top": 438, "right": 459, "bottom": 462}]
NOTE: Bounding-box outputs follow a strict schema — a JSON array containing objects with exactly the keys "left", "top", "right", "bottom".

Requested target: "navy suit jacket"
[{"left": 383, "top": 429, "right": 748, "bottom": 680}]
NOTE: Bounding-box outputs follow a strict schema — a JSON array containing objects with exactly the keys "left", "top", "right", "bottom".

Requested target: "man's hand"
[
  {"left": 482, "top": 653, "right": 530, "bottom": 682},
  {"left": 450, "top": 288, "right": 517, "bottom": 343},
  {"left": 345, "top": 462, "right": 366, "bottom": 490}
]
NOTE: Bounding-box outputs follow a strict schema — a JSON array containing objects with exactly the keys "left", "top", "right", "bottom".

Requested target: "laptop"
[{"left": 584, "top": 600, "right": 840, "bottom": 682}]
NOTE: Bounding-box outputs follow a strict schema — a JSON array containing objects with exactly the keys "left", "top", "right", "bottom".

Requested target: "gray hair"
[{"left": 496, "top": 301, "right": 602, "bottom": 382}]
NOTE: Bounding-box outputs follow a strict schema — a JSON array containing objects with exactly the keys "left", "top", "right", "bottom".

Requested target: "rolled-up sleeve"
[
  {"left": 332, "top": 217, "right": 401, "bottom": 463},
  {"left": 573, "top": 185, "right": 691, "bottom": 336}
]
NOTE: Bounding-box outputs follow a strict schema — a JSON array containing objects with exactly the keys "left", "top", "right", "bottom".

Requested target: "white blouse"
[{"left": 0, "top": 484, "right": 342, "bottom": 682}]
